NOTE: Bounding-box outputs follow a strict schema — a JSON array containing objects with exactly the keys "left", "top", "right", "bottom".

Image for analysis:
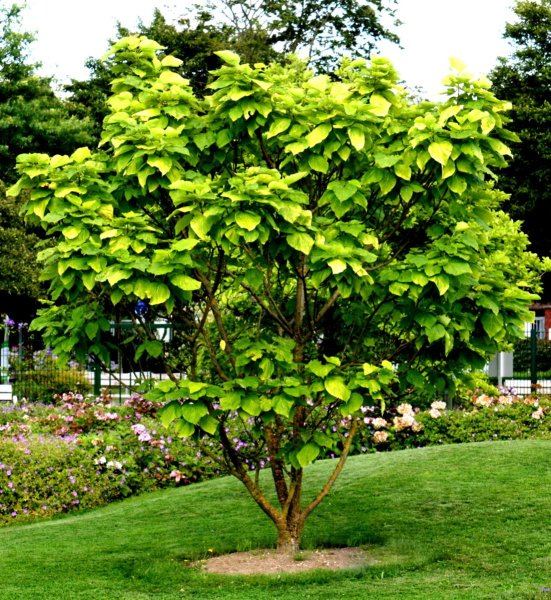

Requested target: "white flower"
[
  {"left": 396, "top": 403, "right": 414, "bottom": 416},
  {"left": 431, "top": 401, "right": 447, "bottom": 411},
  {"left": 532, "top": 408, "right": 545, "bottom": 420}
]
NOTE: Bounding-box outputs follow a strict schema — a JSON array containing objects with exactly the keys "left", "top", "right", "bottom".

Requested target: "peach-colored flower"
[
  {"left": 372, "top": 431, "right": 388, "bottom": 444},
  {"left": 393, "top": 414, "right": 416, "bottom": 431}
]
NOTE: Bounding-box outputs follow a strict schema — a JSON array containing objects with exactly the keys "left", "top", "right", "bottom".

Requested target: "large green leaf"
[
  {"left": 147, "top": 155, "right": 173, "bottom": 176},
  {"left": 328, "top": 259, "right": 347, "bottom": 274},
  {"left": 348, "top": 127, "right": 365, "bottom": 150},
  {"left": 447, "top": 175, "right": 467, "bottom": 194},
  {"left": 287, "top": 232, "right": 315, "bottom": 255},
  {"left": 214, "top": 50, "right": 240, "bottom": 66},
  {"left": 443, "top": 260, "right": 472, "bottom": 276},
  {"left": 181, "top": 402, "right": 209, "bottom": 425},
  {"left": 481, "top": 312, "right": 503, "bottom": 337},
  {"left": 308, "top": 155, "right": 329, "bottom": 173},
  {"left": 324, "top": 376, "right": 351, "bottom": 401},
  {"left": 330, "top": 181, "right": 357, "bottom": 202},
  {"left": 426, "top": 324, "right": 447, "bottom": 343},
  {"left": 173, "top": 420, "right": 195, "bottom": 438},
  {"left": 266, "top": 118, "right": 291, "bottom": 138},
  {"left": 170, "top": 274, "right": 201, "bottom": 291},
  {"left": 428, "top": 140, "right": 453, "bottom": 165},
  {"left": 296, "top": 442, "right": 320, "bottom": 467},
  {"left": 369, "top": 93, "right": 392, "bottom": 117},
  {"left": 198, "top": 415, "right": 218, "bottom": 435},
  {"left": 159, "top": 401, "right": 182, "bottom": 427},
  {"left": 305, "top": 123, "right": 331, "bottom": 147},
  {"left": 273, "top": 395, "right": 294, "bottom": 417},
  {"left": 241, "top": 396, "right": 262, "bottom": 416},
  {"left": 235, "top": 212, "right": 261, "bottom": 231}
]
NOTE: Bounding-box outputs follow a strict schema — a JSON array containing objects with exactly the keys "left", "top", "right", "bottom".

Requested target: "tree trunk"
[{"left": 276, "top": 515, "right": 305, "bottom": 554}]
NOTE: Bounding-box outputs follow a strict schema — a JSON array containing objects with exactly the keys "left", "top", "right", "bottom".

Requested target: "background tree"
[
  {"left": 0, "top": 183, "right": 42, "bottom": 323},
  {"left": 0, "top": 3, "right": 95, "bottom": 322},
  {"left": 11, "top": 39, "right": 543, "bottom": 553},
  {"left": 489, "top": 0, "right": 551, "bottom": 292},
  {"left": 219, "top": 0, "right": 399, "bottom": 71},
  {"left": 0, "top": 4, "right": 94, "bottom": 182}
]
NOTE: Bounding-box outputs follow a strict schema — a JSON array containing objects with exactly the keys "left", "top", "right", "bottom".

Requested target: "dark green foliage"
[
  {"left": 0, "top": 184, "right": 42, "bottom": 301},
  {"left": 490, "top": 0, "right": 551, "bottom": 289},
  {"left": 0, "top": 4, "right": 95, "bottom": 320},
  {"left": 0, "top": 5, "right": 95, "bottom": 183},
  {"left": 513, "top": 336, "right": 551, "bottom": 371}
]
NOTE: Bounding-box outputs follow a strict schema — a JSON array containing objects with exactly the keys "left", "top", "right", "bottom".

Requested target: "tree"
[
  {"left": 10, "top": 38, "right": 544, "bottom": 552},
  {"left": 0, "top": 182, "right": 43, "bottom": 322},
  {"left": 0, "top": 4, "right": 94, "bottom": 183},
  {"left": 489, "top": 0, "right": 551, "bottom": 290},
  {"left": 218, "top": 0, "right": 399, "bottom": 71}
]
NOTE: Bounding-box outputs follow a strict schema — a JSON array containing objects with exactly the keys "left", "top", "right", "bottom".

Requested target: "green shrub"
[
  {"left": 513, "top": 338, "right": 551, "bottom": 372},
  {"left": 413, "top": 396, "right": 551, "bottom": 447},
  {"left": 10, "top": 350, "right": 91, "bottom": 403},
  {"left": 0, "top": 436, "right": 124, "bottom": 524}
]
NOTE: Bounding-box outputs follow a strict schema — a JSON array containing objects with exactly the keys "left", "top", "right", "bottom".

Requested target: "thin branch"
[
  {"left": 256, "top": 128, "right": 276, "bottom": 169},
  {"left": 302, "top": 418, "right": 359, "bottom": 521},
  {"left": 315, "top": 289, "right": 341, "bottom": 323}
]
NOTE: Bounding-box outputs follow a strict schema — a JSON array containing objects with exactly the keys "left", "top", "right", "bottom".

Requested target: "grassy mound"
[{"left": 0, "top": 440, "right": 550, "bottom": 599}]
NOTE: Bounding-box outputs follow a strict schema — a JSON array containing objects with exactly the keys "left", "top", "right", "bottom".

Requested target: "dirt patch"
[{"left": 200, "top": 547, "right": 373, "bottom": 575}]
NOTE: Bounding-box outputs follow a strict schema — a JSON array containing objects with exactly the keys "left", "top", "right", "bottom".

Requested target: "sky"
[{"left": 20, "top": 0, "right": 517, "bottom": 98}]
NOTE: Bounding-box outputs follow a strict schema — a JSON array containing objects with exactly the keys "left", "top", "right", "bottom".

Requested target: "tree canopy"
[
  {"left": 10, "top": 38, "right": 545, "bottom": 552},
  {"left": 65, "top": 0, "right": 399, "bottom": 143},
  {"left": 489, "top": 0, "right": 551, "bottom": 292}
]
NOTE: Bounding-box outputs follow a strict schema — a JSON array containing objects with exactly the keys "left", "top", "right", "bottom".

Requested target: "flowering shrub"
[
  {"left": 0, "top": 436, "right": 126, "bottom": 522},
  {"left": 355, "top": 391, "right": 551, "bottom": 452},
  {"left": 0, "top": 392, "right": 218, "bottom": 525},
  {"left": 412, "top": 392, "right": 551, "bottom": 447}
]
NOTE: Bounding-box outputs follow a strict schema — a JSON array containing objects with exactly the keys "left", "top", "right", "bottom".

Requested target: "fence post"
[{"left": 530, "top": 325, "right": 538, "bottom": 389}]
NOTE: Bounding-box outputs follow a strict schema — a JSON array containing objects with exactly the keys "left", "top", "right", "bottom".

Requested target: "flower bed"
[
  {"left": 0, "top": 392, "right": 219, "bottom": 525},
  {"left": 1, "top": 387, "right": 550, "bottom": 526}
]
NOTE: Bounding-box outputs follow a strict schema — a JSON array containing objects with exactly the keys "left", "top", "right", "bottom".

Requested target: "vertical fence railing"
[
  {"left": 530, "top": 325, "right": 538, "bottom": 389},
  {"left": 495, "top": 326, "right": 551, "bottom": 395}
]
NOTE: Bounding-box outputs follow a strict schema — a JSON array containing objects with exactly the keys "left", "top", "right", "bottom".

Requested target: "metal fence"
[
  {"left": 490, "top": 328, "right": 551, "bottom": 395},
  {"left": 4, "top": 320, "right": 177, "bottom": 403}
]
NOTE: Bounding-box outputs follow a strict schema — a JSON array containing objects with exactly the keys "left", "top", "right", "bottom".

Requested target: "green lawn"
[{"left": 1, "top": 440, "right": 550, "bottom": 599}]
